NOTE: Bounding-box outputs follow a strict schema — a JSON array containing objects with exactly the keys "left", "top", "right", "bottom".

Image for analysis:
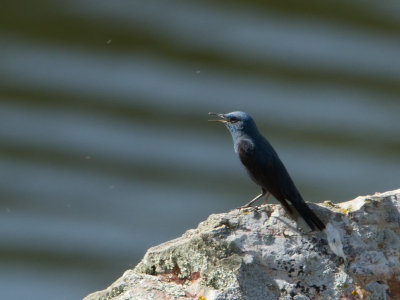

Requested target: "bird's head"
[{"left": 208, "top": 111, "right": 258, "bottom": 139}]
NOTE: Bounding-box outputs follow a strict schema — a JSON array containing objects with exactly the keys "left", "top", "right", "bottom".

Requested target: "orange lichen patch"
[
  {"left": 159, "top": 265, "right": 186, "bottom": 285},
  {"left": 339, "top": 208, "right": 350, "bottom": 215},
  {"left": 357, "top": 288, "right": 369, "bottom": 298},
  {"left": 377, "top": 243, "right": 383, "bottom": 248},
  {"left": 158, "top": 265, "right": 201, "bottom": 285},
  {"left": 339, "top": 285, "right": 369, "bottom": 299},
  {"left": 388, "top": 277, "right": 400, "bottom": 298},
  {"left": 185, "top": 289, "right": 207, "bottom": 299},
  {"left": 214, "top": 220, "right": 237, "bottom": 230},
  {"left": 191, "top": 271, "right": 201, "bottom": 281},
  {"left": 323, "top": 201, "right": 336, "bottom": 207}
]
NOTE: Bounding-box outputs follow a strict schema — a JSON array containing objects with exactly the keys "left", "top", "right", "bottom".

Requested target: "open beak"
[{"left": 208, "top": 112, "right": 227, "bottom": 123}]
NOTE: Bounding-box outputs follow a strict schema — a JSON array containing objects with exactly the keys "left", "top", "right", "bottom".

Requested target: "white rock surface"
[{"left": 84, "top": 189, "right": 400, "bottom": 300}]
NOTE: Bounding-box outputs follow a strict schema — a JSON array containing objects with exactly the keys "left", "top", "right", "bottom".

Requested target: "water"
[{"left": 1, "top": 0, "right": 400, "bottom": 299}]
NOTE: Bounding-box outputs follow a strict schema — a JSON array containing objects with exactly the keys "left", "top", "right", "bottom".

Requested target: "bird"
[{"left": 208, "top": 111, "right": 325, "bottom": 231}]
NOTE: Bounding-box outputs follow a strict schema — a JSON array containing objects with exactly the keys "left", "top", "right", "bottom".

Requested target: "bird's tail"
[{"left": 291, "top": 196, "right": 325, "bottom": 231}]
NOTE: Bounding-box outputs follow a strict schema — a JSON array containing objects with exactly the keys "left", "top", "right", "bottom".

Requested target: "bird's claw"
[{"left": 237, "top": 204, "right": 252, "bottom": 210}]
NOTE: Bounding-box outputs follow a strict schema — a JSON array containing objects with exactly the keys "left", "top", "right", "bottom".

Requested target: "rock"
[{"left": 84, "top": 189, "right": 400, "bottom": 300}]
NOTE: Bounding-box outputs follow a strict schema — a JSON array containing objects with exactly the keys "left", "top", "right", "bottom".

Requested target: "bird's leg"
[
  {"left": 238, "top": 189, "right": 266, "bottom": 209},
  {"left": 262, "top": 192, "right": 271, "bottom": 204}
]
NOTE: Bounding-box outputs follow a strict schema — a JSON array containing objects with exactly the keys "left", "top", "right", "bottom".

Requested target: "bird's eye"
[{"left": 230, "top": 117, "right": 239, "bottom": 123}]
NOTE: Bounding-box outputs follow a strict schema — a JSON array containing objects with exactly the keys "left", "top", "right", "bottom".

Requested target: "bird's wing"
[
  {"left": 238, "top": 139, "right": 325, "bottom": 231},
  {"left": 273, "top": 155, "right": 325, "bottom": 231},
  {"left": 237, "top": 139, "right": 255, "bottom": 165},
  {"left": 272, "top": 158, "right": 300, "bottom": 200},
  {"left": 237, "top": 139, "right": 284, "bottom": 199}
]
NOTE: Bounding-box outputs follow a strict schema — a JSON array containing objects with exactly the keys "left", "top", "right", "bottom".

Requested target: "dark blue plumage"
[{"left": 209, "top": 111, "right": 325, "bottom": 231}]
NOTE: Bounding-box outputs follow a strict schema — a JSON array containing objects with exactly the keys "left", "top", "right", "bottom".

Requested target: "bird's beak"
[{"left": 208, "top": 112, "right": 227, "bottom": 123}]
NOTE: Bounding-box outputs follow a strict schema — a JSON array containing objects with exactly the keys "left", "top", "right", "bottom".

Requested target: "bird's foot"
[
  {"left": 236, "top": 191, "right": 268, "bottom": 210},
  {"left": 236, "top": 205, "right": 250, "bottom": 210},
  {"left": 236, "top": 203, "right": 253, "bottom": 210}
]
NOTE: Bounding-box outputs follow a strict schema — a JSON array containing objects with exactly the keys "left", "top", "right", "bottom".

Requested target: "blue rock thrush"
[{"left": 209, "top": 111, "right": 325, "bottom": 231}]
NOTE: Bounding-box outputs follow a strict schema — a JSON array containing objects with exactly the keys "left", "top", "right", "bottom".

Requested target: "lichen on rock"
[{"left": 84, "top": 189, "right": 400, "bottom": 300}]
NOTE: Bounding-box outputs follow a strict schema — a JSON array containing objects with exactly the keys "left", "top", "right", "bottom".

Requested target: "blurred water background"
[{"left": 1, "top": 0, "right": 400, "bottom": 299}]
